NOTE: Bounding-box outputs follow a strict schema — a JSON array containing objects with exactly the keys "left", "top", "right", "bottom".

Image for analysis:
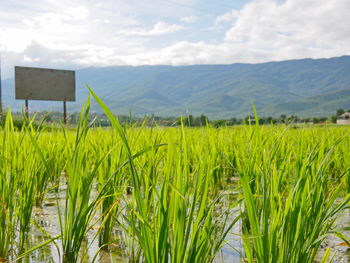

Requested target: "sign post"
[
  {"left": 63, "top": 100, "right": 67, "bottom": 124},
  {"left": 25, "top": 99, "right": 28, "bottom": 118},
  {"left": 15, "top": 66, "right": 76, "bottom": 123}
]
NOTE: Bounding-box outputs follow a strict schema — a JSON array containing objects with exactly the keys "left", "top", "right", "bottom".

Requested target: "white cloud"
[
  {"left": 65, "top": 6, "right": 90, "bottom": 20},
  {"left": 224, "top": 0, "right": 350, "bottom": 54},
  {"left": 180, "top": 16, "right": 198, "bottom": 24},
  {"left": 23, "top": 55, "right": 40, "bottom": 63},
  {"left": 118, "top": 41, "right": 270, "bottom": 66},
  {"left": 215, "top": 9, "right": 239, "bottom": 24},
  {"left": 0, "top": 28, "right": 36, "bottom": 52},
  {"left": 123, "top": 21, "right": 185, "bottom": 36},
  {"left": 1, "top": 0, "right": 350, "bottom": 79},
  {"left": 5, "top": 41, "right": 127, "bottom": 70}
]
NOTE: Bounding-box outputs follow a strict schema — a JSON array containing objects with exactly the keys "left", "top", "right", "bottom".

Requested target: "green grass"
[{"left": 0, "top": 90, "right": 349, "bottom": 262}]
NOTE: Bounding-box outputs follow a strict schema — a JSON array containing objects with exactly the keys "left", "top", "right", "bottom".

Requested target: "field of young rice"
[{"left": 1, "top": 91, "right": 350, "bottom": 263}]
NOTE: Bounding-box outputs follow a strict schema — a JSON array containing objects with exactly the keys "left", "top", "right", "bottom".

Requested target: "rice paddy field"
[{"left": 1, "top": 92, "right": 350, "bottom": 263}]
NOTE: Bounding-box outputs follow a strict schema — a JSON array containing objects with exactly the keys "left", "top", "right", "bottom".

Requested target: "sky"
[{"left": 1, "top": 0, "right": 350, "bottom": 78}]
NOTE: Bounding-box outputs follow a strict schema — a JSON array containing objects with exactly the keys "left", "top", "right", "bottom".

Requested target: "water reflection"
[{"left": 25, "top": 189, "right": 350, "bottom": 263}]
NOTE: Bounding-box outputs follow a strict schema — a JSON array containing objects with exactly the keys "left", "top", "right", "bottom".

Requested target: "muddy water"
[
  {"left": 25, "top": 186, "right": 349, "bottom": 263},
  {"left": 29, "top": 192, "right": 129, "bottom": 263},
  {"left": 26, "top": 184, "right": 242, "bottom": 263},
  {"left": 315, "top": 210, "right": 350, "bottom": 263}
]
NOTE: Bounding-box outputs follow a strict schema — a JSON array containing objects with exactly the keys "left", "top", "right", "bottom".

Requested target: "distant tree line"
[{"left": 1, "top": 108, "right": 349, "bottom": 129}]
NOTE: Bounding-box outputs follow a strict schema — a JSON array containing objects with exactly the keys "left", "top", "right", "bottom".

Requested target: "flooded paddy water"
[
  {"left": 315, "top": 210, "right": 350, "bottom": 263},
  {"left": 24, "top": 183, "right": 350, "bottom": 263},
  {"left": 27, "top": 182, "right": 243, "bottom": 263}
]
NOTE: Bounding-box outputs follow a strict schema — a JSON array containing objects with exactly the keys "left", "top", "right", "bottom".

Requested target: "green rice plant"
[
  {"left": 96, "top": 140, "right": 126, "bottom": 249},
  {"left": 28, "top": 97, "right": 108, "bottom": 262},
  {"left": 17, "top": 121, "right": 53, "bottom": 252},
  {"left": 164, "top": 131, "right": 239, "bottom": 263},
  {"left": 2, "top": 93, "right": 350, "bottom": 263},
  {"left": 233, "top": 121, "right": 350, "bottom": 262},
  {"left": 90, "top": 87, "right": 159, "bottom": 262},
  {"left": 58, "top": 98, "right": 109, "bottom": 262},
  {"left": 0, "top": 111, "right": 45, "bottom": 258},
  {"left": 33, "top": 141, "right": 65, "bottom": 207},
  {"left": 0, "top": 110, "right": 17, "bottom": 260},
  {"left": 16, "top": 156, "right": 36, "bottom": 253},
  {"left": 89, "top": 87, "right": 239, "bottom": 263}
]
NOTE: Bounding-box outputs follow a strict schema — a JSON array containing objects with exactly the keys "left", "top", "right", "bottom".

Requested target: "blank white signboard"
[{"left": 15, "top": 66, "right": 75, "bottom": 101}]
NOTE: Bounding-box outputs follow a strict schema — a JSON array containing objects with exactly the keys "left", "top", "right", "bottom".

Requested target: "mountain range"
[{"left": 2, "top": 55, "right": 350, "bottom": 119}]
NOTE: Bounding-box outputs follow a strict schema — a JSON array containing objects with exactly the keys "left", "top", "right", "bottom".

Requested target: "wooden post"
[
  {"left": 63, "top": 100, "right": 67, "bottom": 124},
  {"left": 25, "top": 99, "right": 29, "bottom": 118}
]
